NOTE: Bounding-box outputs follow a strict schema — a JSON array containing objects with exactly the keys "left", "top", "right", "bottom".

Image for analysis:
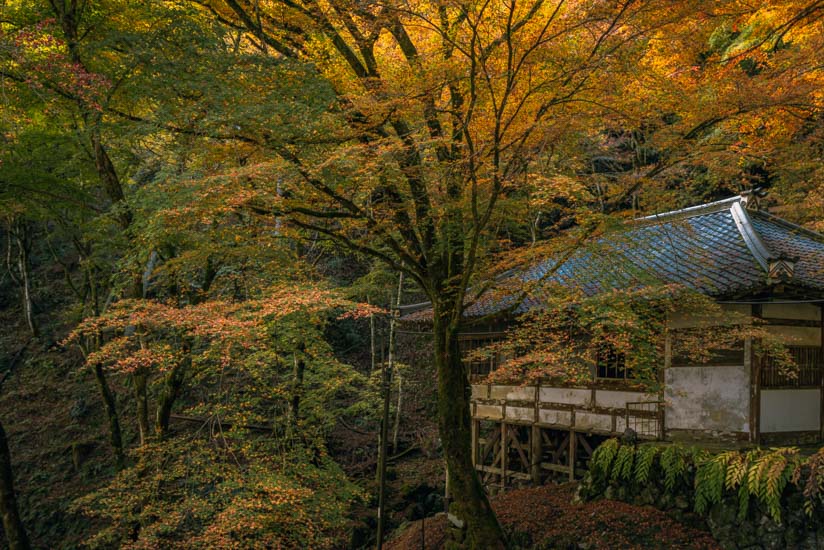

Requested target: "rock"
[
  {"left": 736, "top": 518, "right": 759, "bottom": 548},
  {"left": 447, "top": 512, "right": 464, "bottom": 529},
  {"left": 760, "top": 531, "right": 784, "bottom": 549},
  {"left": 604, "top": 485, "right": 615, "bottom": 500},
  {"left": 759, "top": 514, "right": 784, "bottom": 534},
  {"left": 620, "top": 428, "right": 638, "bottom": 446},
  {"left": 639, "top": 487, "right": 655, "bottom": 506}
]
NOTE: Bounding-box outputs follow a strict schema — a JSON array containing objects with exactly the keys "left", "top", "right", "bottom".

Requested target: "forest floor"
[{"left": 385, "top": 483, "right": 720, "bottom": 550}]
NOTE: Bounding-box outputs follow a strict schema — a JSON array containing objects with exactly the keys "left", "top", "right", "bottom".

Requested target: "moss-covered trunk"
[
  {"left": 92, "top": 362, "right": 124, "bottom": 468},
  {"left": 433, "top": 303, "right": 505, "bottom": 549},
  {"left": 155, "top": 350, "right": 189, "bottom": 439}
]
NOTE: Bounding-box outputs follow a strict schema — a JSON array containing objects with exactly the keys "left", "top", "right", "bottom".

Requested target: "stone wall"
[{"left": 576, "top": 442, "right": 824, "bottom": 550}]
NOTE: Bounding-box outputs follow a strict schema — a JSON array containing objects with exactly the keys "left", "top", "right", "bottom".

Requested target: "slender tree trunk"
[
  {"left": 377, "top": 273, "right": 403, "bottom": 549},
  {"left": 289, "top": 342, "right": 306, "bottom": 427},
  {"left": 155, "top": 345, "right": 190, "bottom": 439},
  {"left": 133, "top": 372, "right": 150, "bottom": 446},
  {"left": 433, "top": 302, "right": 505, "bottom": 549},
  {"left": 7, "top": 221, "right": 37, "bottom": 337},
  {"left": 392, "top": 372, "right": 402, "bottom": 455},
  {"left": 0, "top": 420, "right": 30, "bottom": 550},
  {"left": 375, "top": 343, "right": 392, "bottom": 550},
  {"left": 369, "top": 300, "right": 376, "bottom": 376},
  {"left": 93, "top": 362, "right": 125, "bottom": 468}
]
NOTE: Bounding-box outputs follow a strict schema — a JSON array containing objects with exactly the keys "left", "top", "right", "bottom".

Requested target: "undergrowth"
[{"left": 589, "top": 439, "right": 824, "bottom": 522}]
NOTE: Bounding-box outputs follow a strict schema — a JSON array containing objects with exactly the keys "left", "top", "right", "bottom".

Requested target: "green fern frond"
[
  {"left": 612, "top": 444, "right": 635, "bottom": 482},
  {"left": 590, "top": 438, "right": 619, "bottom": 481},
  {"left": 634, "top": 445, "right": 659, "bottom": 485}
]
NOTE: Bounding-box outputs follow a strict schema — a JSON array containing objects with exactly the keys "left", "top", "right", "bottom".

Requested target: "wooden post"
[
  {"left": 748, "top": 304, "right": 761, "bottom": 445},
  {"left": 500, "top": 422, "right": 507, "bottom": 491},
  {"left": 531, "top": 424, "right": 541, "bottom": 485},
  {"left": 568, "top": 430, "right": 576, "bottom": 481},
  {"left": 471, "top": 419, "right": 478, "bottom": 468},
  {"left": 819, "top": 305, "right": 823, "bottom": 442}
]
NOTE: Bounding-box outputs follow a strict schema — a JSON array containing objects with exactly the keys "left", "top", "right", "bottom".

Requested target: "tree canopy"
[{"left": 0, "top": 0, "right": 822, "bottom": 548}]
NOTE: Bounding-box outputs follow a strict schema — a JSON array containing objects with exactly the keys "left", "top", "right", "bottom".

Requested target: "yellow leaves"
[{"left": 529, "top": 174, "right": 592, "bottom": 207}]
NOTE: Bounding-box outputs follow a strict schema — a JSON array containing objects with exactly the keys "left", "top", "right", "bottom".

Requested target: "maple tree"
[
  {"left": 0, "top": 0, "right": 822, "bottom": 548},
  {"left": 158, "top": 1, "right": 822, "bottom": 544}
]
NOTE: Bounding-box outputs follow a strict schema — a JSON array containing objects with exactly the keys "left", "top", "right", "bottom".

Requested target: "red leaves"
[
  {"left": 9, "top": 19, "right": 111, "bottom": 111},
  {"left": 388, "top": 483, "right": 719, "bottom": 550},
  {"left": 65, "top": 286, "right": 372, "bottom": 376}
]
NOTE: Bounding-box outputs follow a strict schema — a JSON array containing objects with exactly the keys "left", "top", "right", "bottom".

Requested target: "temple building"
[{"left": 401, "top": 193, "right": 824, "bottom": 490}]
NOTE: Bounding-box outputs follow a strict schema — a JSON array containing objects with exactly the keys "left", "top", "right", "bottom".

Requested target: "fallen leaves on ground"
[{"left": 386, "top": 483, "right": 720, "bottom": 549}]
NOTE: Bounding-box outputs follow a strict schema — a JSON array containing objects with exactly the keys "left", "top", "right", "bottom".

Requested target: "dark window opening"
[
  {"left": 595, "top": 344, "right": 629, "bottom": 380},
  {"left": 760, "top": 346, "right": 823, "bottom": 388},
  {"left": 459, "top": 334, "right": 502, "bottom": 380}
]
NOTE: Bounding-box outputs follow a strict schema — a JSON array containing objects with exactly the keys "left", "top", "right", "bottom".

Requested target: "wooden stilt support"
[
  {"left": 568, "top": 429, "right": 576, "bottom": 481},
  {"left": 500, "top": 422, "right": 507, "bottom": 491},
  {"left": 531, "top": 425, "right": 541, "bottom": 484},
  {"left": 471, "top": 419, "right": 478, "bottom": 467}
]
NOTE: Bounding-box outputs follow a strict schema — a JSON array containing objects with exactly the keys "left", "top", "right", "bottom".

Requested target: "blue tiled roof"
[{"left": 401, "top": 196, "right": 824, "bottom": 321}]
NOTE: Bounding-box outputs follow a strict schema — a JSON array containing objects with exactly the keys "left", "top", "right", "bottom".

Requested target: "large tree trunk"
[
  {"left": 433, "top": 304, "right": 505, "bottom": 549},
  {"left": 0, "top": 420, "right": 30, "bottom": 550}
]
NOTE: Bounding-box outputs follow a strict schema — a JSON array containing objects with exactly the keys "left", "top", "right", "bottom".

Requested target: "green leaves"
[
  {"left": 71, "top": 437, "right": 363, "bottom": 548},
  {"left": 591, "top": 440, "right": 823, "bottom": 524}
]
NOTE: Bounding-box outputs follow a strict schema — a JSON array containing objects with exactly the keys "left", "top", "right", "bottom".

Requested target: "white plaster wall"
[
  {"left": 669, "top": 304, "right": 751, "bottom": 329},
  {"left": 760, "top": 389, "right": 821, "bottom": 433},
  {"left": 539, "top": 387, "right": 591, "bottom": 406},
  {"left": 505, "top": 406, "right": 535, "bottom": 423},
  {"left": 538, "top": 409, "right": 571, "bottom": 426},
  {"left": 475, "top": 404, "right": 502, "bottom": 420},
  {"left": 490, "top": 385, "right": 536, "bottom": 401},
  {"left": 762, "top": 303, "right": 821, "bottom": 321},
  {"left": 595, "top": 390, "right": 658, "bottom": 409},
  {"left": 574, "top": 412, "right": 613, "bottom": 432},
  {"left": 664, "top": 365, "right": 750, "bottom": 433},
  {"left": 765, "top": 325, "right": 821, "bottom": 346}
]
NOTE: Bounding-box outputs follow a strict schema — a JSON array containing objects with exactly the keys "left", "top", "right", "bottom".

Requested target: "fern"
[
  {"left": 796, "top": 448, "right": 824, "bottom": 518},
  {"left": 634, "top": 445, "right": 659, "bottom": 485},
  {"left": 738, "top": 474, "right": 750, "bottom": 520},
  {"left": 590, "top": 441, "right": 821, "bottom": 524},
  {"left": 694, "top": 452, "right": 735, "bottom": 514},
  {"left": 725, "top": 452, "right": 747, "bottom": 491},
  {"left": 660, "top": 445, "right": 686, "bottom": 493},
  {"left": 612, "top": 444, "right": 635, "bottom": 482},
  {"left": 747, "top": 447, "right": 800, "bottom": 522},
  {"left": 590, "top": 438, "right": 619, "bottom": 481}
]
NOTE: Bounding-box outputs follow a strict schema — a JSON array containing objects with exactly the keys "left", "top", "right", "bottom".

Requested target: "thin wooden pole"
[
  {"left": 392, "top": 372, "right": 402, "bottom": 455},
  {"left": 377, "top": 273, "right": 403, "bottom": 550}
]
